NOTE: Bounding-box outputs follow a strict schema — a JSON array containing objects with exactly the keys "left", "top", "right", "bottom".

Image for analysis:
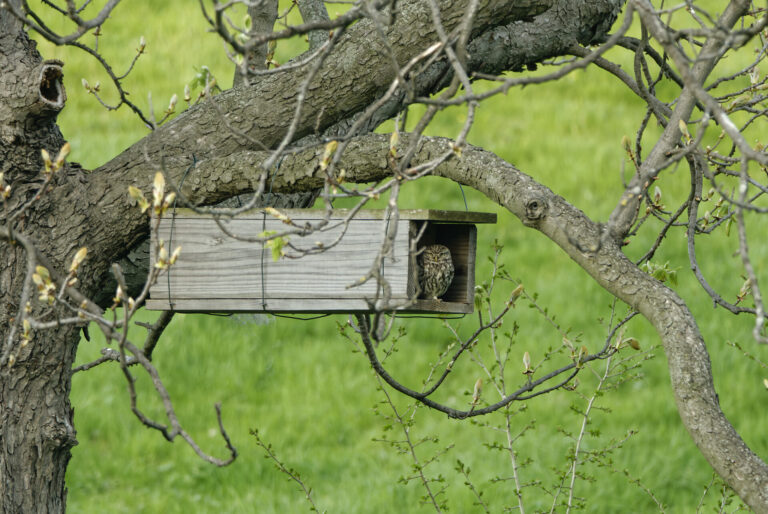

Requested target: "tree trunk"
[
  {"left": 0, "top": 325, "right": 79, "bottom": 513},
  {"left": 0, "top": 9, "right": 80, "bottom": 512},
  {"left": 4, "top": 0, "right": 767, "bottom": 511}
]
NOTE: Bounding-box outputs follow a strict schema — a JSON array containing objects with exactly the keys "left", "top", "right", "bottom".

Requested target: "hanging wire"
[
  {"left": 273, "top": 313, "right": 331, "bottom": 320},
  {"left": 257, "top": 157, "right": 332, "bottom": 321},
  {"left": 259, "top": 157, "right": 283, "bottom": 311},
  {"left": 395, "top": 313, "right": 467, "bottom": 320},
  {"left": 458, "top": 183, "right": 469, "bottom": 211}
]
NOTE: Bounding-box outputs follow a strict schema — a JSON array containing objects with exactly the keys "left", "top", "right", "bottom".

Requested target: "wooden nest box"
[{"left": 145, "top": 209, "right": 497, "bottom": 314}]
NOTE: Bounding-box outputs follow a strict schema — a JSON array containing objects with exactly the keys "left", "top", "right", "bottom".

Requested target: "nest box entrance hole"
[{"left": 409, "top": 221, "right": 477, "bottom": 304}]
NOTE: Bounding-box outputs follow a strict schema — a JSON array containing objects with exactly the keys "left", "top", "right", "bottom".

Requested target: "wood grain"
[{"left": 147, "top": 209, "right": 494, "bottom": 313}]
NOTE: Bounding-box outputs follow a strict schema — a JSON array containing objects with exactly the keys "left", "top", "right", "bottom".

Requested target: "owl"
[{"left": 418, "top": 244, "right": 454, "bottom": 300}]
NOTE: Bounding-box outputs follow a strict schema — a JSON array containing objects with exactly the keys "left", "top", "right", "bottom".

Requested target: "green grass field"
[{"left": 31, "top": 2, "right": 768, "bottom": 512}]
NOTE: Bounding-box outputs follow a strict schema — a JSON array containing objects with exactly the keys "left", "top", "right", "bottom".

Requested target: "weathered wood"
[
  {"left": 151, "top": 218, "right": 410, "bottom": 301},
  {"left": 147, "top": 209, "right": 494, "bottom": 313}
]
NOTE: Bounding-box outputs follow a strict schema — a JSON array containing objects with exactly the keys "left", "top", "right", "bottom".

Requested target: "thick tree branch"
[
  {"left": 122, "top": 131, "right": 768, "bottom": 509},
  {"left": 101, "top": 0, "right": 550, "bottom": 178},
  {"left": 61, "top": 0, "right": 623, "bottom": 299},
  {"left": 232, "top": 0, "right": 278, "bottom": 87},
  {"left": 296, "top": 0, "right": 331, "bottom": 51}
]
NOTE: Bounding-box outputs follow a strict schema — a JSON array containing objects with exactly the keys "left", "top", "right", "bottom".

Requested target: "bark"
[
  {"left": 232, "top": 0, "right": 279, "bottom": 87},
  {"left": 98, "top": 0, "right": 552, "bottom": 180},
  {"left": 85, "top": 0, "right": 622, "bottom": 280},
  {"left": 4, "top": 0, "right": 767, "bottom": 511},
  {"left": 296, "top": 0, "right": 331, "bottom": 50},
  {"left": 0, "top": 6, "right": 78, "bottom": 512}
]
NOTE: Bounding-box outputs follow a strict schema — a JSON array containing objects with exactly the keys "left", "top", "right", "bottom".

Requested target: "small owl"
[{"left": 418, "top": 244, "right": 454, "bottom": 300}]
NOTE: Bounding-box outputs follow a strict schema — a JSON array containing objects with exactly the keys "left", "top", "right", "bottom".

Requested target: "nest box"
[{"left": 145, "top": 209, "right": 496, "bottom": 314}]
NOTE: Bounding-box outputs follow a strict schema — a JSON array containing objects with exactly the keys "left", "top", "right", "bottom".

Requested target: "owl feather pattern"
[{"left": 418, "top": 244, "right": 454, "bottom": 300}]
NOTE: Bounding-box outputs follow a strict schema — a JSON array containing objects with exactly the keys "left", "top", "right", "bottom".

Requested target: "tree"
[{"left": 2, "top": 0, "right": 768, "bottom": 511}]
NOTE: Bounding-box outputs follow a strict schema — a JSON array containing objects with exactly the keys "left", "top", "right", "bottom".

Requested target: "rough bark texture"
[
  {"left": 3, "top": 0, "right": 767, "bottom": 511},
  {"left": 232, "top": 0, "right": 279, "bottom": 87},
  {"left": 0, "top": 6, "right": 78, "bottom": 512}
]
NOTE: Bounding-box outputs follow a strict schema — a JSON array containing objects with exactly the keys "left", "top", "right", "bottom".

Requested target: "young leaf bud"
[
  {"left": 522, "top": 351, "right": 532, "bottom": 374},
  {"left": 128, "top": 186, "right": 149, "bottom": 213},
  {"left": 113, "top": 285, "right": 123, "bottom": 305},
  {"left": 35, "top": 265, "right": 50, "bottom": 281},
  {"left": 169, "top": 246, "right": 182, "bottom": 265},
  {"left": 69, "top": 247, "right": 88, "bottom": 273},
  {"left": 265, "top": 207, "right": 291, "bottom": 224},
  {"left": 621, "top": 135, "right": 632, "bottom": 152},
  {"left": 471, "top": 378, "right": 482, "bottom": 405},
  {"left": 152, "top": 172, "right": 165, "bottom": 208},
  {"left": 163, "top": 192, "right": 176, "bottom": 209},
  {"left": 320, "top": 140, "right": 338, "bottom": 171},
  {"left": 54, "top": 142, "right": 71, "bottom": 169},
  {"left": 155, "top": 246, "right": 169, "bottom": 269},
  {"left": 510, "top": 284, "right": 524, "bottom": 302},
  {"left": 41, "top": 149, "right": 52, "bottom": 172},
  {"left": 389, "top": 131, "right": 399, "bottom": 158}
]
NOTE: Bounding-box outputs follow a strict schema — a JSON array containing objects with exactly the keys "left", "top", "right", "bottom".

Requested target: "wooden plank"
[
  {"left": 165, "top": 208, "right": 497, "bottom": 224},
  {"left": 145, "top": 297, "right": 473, "bottom": 314},
  {"left": 147, "top": 209, "right": 487, "bottom": 314},
  {"left": 150, "top": 218, "right": 411, "bottom": 301}
]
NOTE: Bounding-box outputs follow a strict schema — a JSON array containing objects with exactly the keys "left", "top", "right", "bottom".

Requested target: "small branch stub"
[
  {"left": 524, "top": 196, "right": 547, "bottom": 223},
  {"left": 38, "top": 60, "right": 66, "bottom": 112}
]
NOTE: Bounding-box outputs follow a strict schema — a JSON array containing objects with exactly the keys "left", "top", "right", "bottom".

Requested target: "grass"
[{"left": 28, "top": 1, "right": 768, "bottom": 512}]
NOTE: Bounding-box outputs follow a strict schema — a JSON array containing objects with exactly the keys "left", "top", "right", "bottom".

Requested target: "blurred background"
[{"left": 33, "top": 1, "right": 768, "bottom": 512}]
